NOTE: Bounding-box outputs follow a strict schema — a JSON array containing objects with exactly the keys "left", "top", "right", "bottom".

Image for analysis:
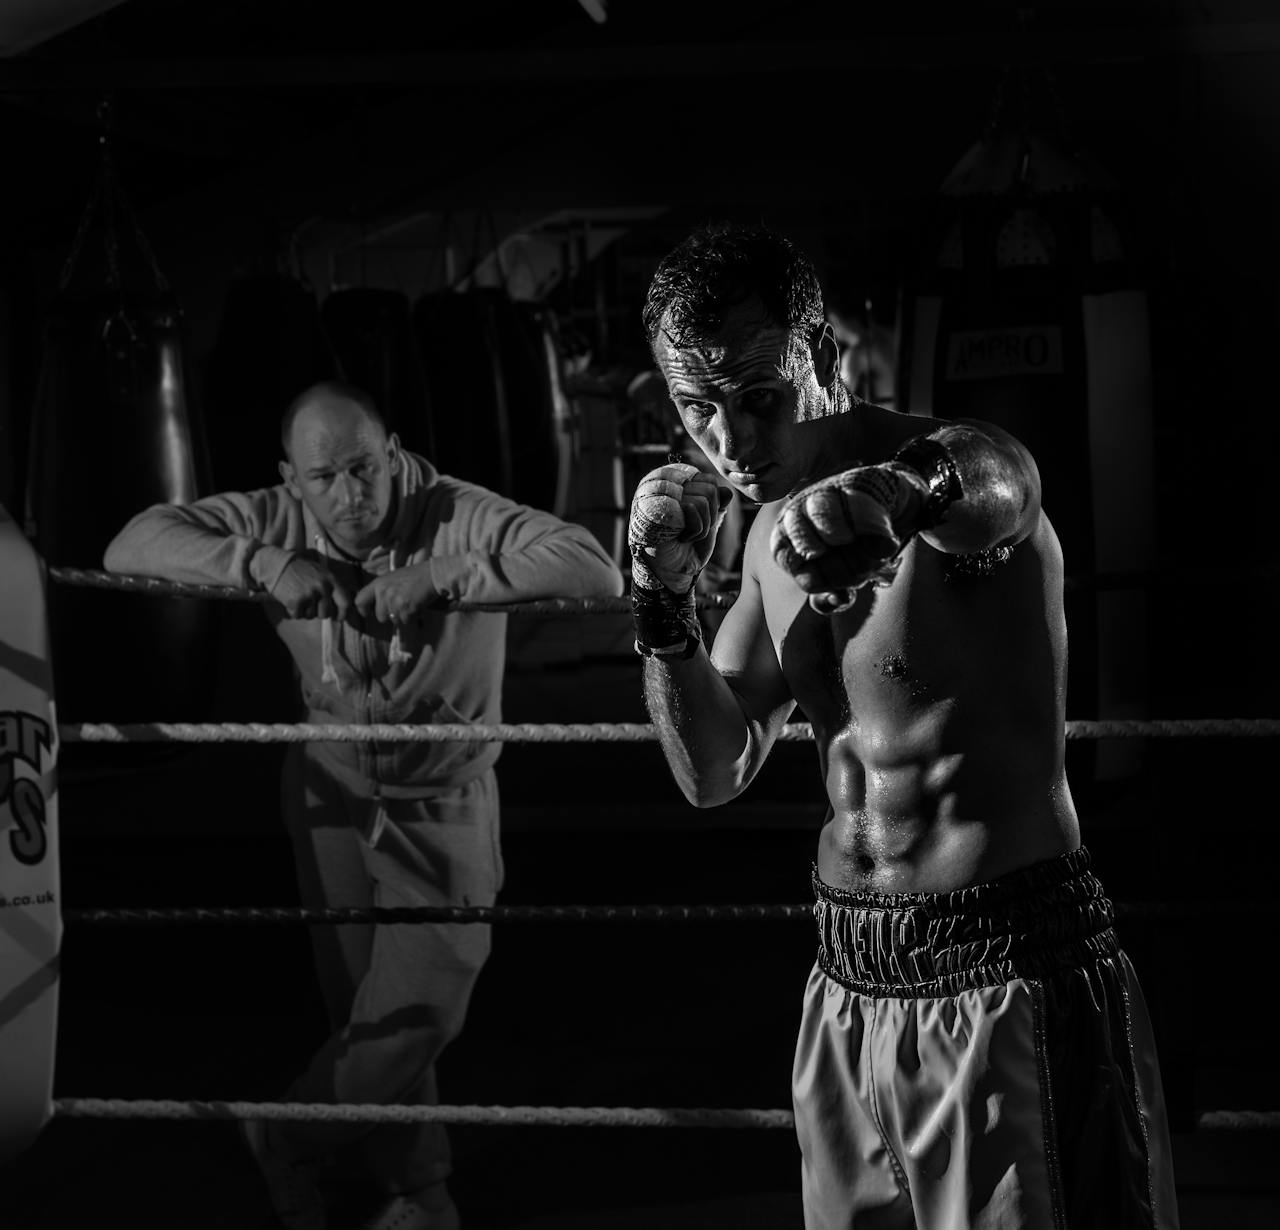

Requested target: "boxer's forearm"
[{"left": 642, "top": 650, "right": 761, "bottom": 808}]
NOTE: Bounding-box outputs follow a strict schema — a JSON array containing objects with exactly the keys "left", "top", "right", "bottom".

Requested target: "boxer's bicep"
[{"left": 710, "top": 554, "right": 796, "bottom": 770}]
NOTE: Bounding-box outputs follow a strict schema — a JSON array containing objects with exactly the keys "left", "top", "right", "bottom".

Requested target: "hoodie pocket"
[{"left": 379, "top": 692, "right": 490, "bottom": 786}]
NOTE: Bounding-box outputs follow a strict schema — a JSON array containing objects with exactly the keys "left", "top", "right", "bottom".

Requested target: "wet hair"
[
  {"left": 642, "top": 223, "right": 827, "bottom": 352},
  {"left": 280, "top": 380, "right": 387, "bottom": 456}
]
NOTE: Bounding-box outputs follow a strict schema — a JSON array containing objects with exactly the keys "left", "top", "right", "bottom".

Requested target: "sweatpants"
[{"left": 274, "top": 745, "right": 503, "bottom": 1195}]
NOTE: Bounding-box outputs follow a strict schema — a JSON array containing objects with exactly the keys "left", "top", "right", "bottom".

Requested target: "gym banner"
[{"left": 944, "top": 325, "right": 1065, "bottom": 382}]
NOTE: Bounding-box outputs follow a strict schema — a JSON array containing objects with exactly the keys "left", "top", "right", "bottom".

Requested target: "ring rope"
[
  {"left": 51, "top": 1100, "right": 793, "bottom": 1129},
  {"left": 64, "top": 903, "right": 817, "bottom": 926},
  {"left": 62, "top": 900, "right": 1267, "bottom": 927},
  {"left": 47, "top": 564, "right": 1280, "bottom": 606},
  {"left": 47, "top": 1098, "right": 1277, "bottom": 1132},
  {"left": 44, "top": 566, "right": 733, "bottom": 614},
  {"left": 58, "top": 718, "right": 1280, "bottom": 744}
]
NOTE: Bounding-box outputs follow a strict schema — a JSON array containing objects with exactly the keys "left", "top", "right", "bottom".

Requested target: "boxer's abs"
[
  {"left": 755, "top": 510, "right": 1079, "bottom": 894},
  {"left": 813, "top": 722, "right": 1079, "bottom": 895}
]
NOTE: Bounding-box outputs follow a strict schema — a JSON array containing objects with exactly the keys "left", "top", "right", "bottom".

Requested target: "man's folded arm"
[
  {"left": 102, "top": 490, "right": 301, "bottom": 593},
  {"left": 412, "top": 495, "right": 624, "bottom": 605}
]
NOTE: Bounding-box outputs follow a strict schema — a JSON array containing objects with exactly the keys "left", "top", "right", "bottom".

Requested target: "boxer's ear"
[{"left": 811, "top": 322, "right": 839, "bottom": 391}]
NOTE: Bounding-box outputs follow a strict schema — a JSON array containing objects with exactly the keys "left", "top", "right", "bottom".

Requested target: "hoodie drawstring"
[
  {"left": 314, "top": 534, "right": 340, "bottom": 685},
  {"left": 387, "top": 548, "right": 412, "bottom": 666}
]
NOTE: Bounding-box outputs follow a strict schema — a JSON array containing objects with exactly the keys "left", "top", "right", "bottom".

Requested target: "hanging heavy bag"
[
  {"left": 477, "top": 288, "right": 559, "bottom": 512},
  {"left": 204, "top": 269, "right": 340, "bottom": 494},
  {"left": 23, "top": 136, "right": 216, "bottom": 733},
  {"left": 411, "top": 288, "right": 513, "bottom": 497},
  {"left": 896, "top": 104, "right": 1156, "bottom": 793},
  {"left": 321, "top": 285, "right": 435, "bottom": 459}
]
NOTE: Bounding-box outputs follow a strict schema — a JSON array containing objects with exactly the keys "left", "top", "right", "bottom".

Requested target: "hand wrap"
[
  {"left": 774, "top": 434, "right": 964, "bottom": 615},
  {"left": 890, "top": 434, "right": 963, "bottom": 528},
  {"left": 628, "top": 464, "right": 713, "bottom": 660},
  {"left": 631, "top": 583, "right": 701, "bottom": 659}
]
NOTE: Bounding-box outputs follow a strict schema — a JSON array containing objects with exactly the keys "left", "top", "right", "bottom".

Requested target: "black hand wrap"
[
  {"left": 891, "top": 435, "right": 964, "bottom": 529},
  {"left": 631, "top": 581, "right": 702, "bottom": 660}
]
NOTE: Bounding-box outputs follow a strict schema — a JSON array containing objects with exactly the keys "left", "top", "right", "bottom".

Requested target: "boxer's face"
[
  {"left": 653, "top": 299, "right": 840, "bottom": 504},
  {"left": 280, "top": 395, "right": 401, "bottom": 557}
]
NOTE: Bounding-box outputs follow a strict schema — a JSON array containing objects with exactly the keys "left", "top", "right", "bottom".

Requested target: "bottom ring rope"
[
  {"left": 60, "top": 900, "right": 1273, "bottom": 926},
  {"left": 53, "top": 1100, "right": 793, "bottom": 1129},
  {"left": 49, "top": 1100, "right": 1278, "bottom": 1132}
]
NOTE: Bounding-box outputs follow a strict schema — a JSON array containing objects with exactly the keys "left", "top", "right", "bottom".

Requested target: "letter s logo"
[
  {"left": 9, "top": 778, "right": 46, "bottom": 866},
  {"left": 0, "top": 712, "right": 52, "bottom": 868}
]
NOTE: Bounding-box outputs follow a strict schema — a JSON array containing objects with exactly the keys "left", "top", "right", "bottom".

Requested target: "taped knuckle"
[
  {"left": 784, "top": 506, "right": 825, "bottom": 560},
  {"left": 805, "top": 488, "right": 853, "bottom": 545},
  {"left": 641, "top": 463, "right": 695, "bottom": 490},
  {"left": 637, "top": 477, "right": 682, "bottom": 501}
]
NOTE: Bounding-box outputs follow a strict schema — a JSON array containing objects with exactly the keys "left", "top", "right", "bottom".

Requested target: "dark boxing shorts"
[{"left": 792, "top": 847, "right": 1180, "bottom": 1229}]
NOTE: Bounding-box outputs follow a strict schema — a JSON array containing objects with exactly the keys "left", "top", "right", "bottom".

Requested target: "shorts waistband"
[{"left": 811, "top": 846, "right": 1119, "bottom": 996}]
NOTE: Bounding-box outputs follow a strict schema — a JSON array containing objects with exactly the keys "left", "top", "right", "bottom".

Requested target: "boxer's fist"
[
  {"left": 770, "top": 463, "right": 929, "bottom": 611},
  {"left": 271, "top": 552, "right": 355, "bottom": 621},
  {"left": 629, "top": 463, "right": 732, "bottom": 594}
]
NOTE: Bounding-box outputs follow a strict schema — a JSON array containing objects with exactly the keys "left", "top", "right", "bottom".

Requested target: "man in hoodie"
[{"left": 104, "top": 380, "right": 624, "bottom": 1230}]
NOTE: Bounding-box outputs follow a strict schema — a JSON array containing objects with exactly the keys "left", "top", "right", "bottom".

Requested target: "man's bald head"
[{"left": 281, "top": 381, "right": 388, "bottom": 461}]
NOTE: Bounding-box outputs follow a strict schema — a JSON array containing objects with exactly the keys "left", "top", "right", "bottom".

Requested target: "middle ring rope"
[
  {"left": 59, "top": 718, "right": 1280, "bottom": 744},
  {"left": 47, "top": 563, "right": 1280, "bottom": 606}
]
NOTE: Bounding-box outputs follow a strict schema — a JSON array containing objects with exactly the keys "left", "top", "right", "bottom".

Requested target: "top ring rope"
[
  {"left": 47, "top": 563, "right": 1280, "bottom": 609},
  {"left": 45, "top": 566, "right": 731, "bottom": 614},
  {"left": 58, "top": 718, "right": 1280, "bottom": 744}
]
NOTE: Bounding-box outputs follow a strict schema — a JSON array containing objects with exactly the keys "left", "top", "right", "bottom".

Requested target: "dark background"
[{"left": 1, "top": 1, "right": 1278, "bottom": 1226}]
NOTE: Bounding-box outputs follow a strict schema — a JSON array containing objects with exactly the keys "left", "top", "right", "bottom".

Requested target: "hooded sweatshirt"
[{"left": 103, "top": 452, "right": 623, "bottom": 797}]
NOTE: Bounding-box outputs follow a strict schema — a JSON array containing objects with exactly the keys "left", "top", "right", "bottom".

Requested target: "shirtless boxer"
[{"left": 628, "top": 223, "right": 1179, "bottom": 1229}]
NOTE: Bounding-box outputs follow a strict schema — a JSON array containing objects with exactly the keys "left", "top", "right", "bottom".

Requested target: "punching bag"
[
  {"left": 481, "top": 290, "right": 560, "bottom": 512},
  {"left": 201, "top": 269, "right": 339, "bottom": 724},
  {"left": 24, "top": 143, "right": 216, "bottom": 731},
  {"left": 896, "top": 123, "right": 1156, "bottom": 790},
  {"left": 203, "top": 270, "right": 339, "bottom": 493},
  {"left": 321, "top": 285, "right": 435, "bottom": 459},
  {"left": 411, "top": 289, "right": 514, "bottom": 497}
]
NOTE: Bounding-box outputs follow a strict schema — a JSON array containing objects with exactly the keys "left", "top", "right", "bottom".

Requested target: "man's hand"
[
  {"left": 628, "top": 463, "right": 733, "bottom": 594},
  {"left": 354, "top": 561, "right": 441, "bottom": 625},
  {"left": 271, "top": 552, "right": 355, "bottom": 621},
  {"left": 770, "top": 464, "right": 929, "bottom": 612}
]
